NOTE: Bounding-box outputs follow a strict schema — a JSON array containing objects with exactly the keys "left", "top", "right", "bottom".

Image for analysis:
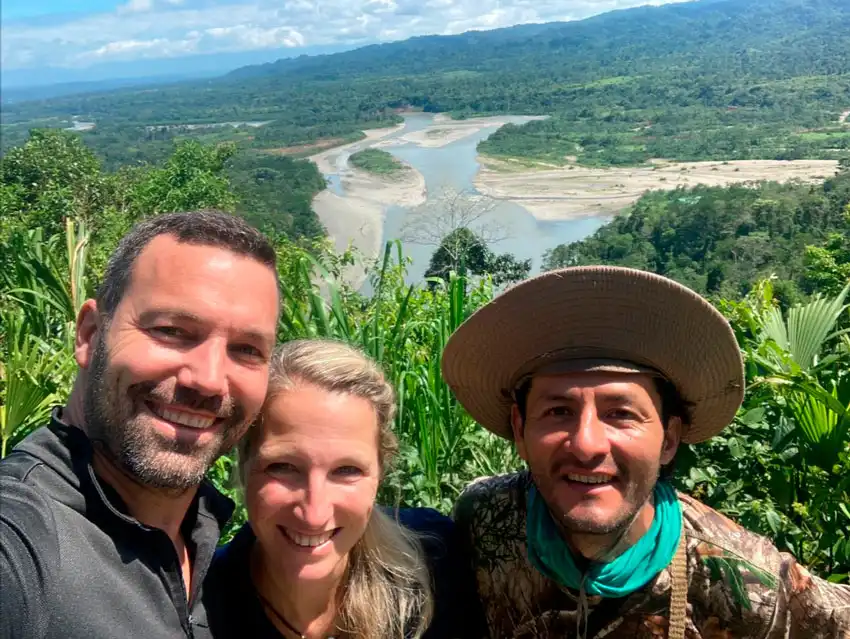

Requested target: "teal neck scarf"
[{"left": 526, "top": 480, "right": 682, "bottom": 599}]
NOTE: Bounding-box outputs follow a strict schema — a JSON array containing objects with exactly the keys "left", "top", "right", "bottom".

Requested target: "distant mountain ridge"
[
  {"left": 223, "top": 0, "right": 850, "bottom": 83},
  {"left": 3, "top": 0, "right": 848, "bottom": 147}
]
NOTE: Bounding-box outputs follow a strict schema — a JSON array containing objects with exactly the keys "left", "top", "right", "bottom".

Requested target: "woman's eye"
[{"left": 333, "top": 466, "right": 363, "bottom": 478}]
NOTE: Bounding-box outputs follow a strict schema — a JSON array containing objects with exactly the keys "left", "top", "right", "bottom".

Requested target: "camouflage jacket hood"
[{"left": 453, "top": 471, "right": 850, "bottom": 639}]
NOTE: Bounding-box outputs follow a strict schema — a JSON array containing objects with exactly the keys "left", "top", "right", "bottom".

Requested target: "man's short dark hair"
[{"left": 96, "top": 210, "right": 278, "bottom": 318}]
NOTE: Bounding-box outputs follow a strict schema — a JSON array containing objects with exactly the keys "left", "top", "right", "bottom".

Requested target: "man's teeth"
[
  {"left": 154, "top": 405, "right": 215, "bottom": 429},
  {"left": 567, "top": 474, "right": 612, "bottom": 485},
  {"left": 286, "top": 529, "right": 336, "bottom": 548}
]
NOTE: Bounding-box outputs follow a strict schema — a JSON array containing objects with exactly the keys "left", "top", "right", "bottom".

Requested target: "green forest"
[
  {"left": 3, "top": 0, "right": 850, "bottom": 169},
  {"left": 2, "top": 0, "right": 849, "bottom": 242},
  {"left": 1, "top": 0, "right": 849, "bottom": 584},
  {"left": 543, "top": 162, "right": 850, "bottom": 300}
]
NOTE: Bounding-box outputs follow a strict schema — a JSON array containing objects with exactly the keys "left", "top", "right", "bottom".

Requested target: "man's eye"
[
  {"left": 150, "top": 326, "right": 189, "bottom": 339},
  {"left": 608, "top": 408, "right": 638, "bottom": 420},
  {"left": 545, "top": 406, "right": 571, "bottom": 417},
  {"left": 267, "top": 462, "right": 298, "bottom": 475},
  {"left": 230, "top": 343, "right": 264, "bottom": 359}
]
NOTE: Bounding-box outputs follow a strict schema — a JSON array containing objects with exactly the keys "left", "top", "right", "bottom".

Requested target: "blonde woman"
[{"left": 204, "top": 339, "right": 479, "bottom": 639}]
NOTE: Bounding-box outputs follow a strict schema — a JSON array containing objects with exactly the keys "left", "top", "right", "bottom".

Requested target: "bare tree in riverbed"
[
  {"left": 401, "top": 186, "right": 509, "bottom": 249},
  {"left": 402, "top": 186, "right": 529, "bottom": 286}
]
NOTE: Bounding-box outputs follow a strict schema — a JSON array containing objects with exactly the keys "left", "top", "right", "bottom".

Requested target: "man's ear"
[
  {"left": 75, "top": 299, "right": 103, "bottom": 369},
  {"left": 661, "top": 416, "right": 683, "bottom": 466},
  {"left": 510, "top": 404, "right": 528, "bottom": 462}
]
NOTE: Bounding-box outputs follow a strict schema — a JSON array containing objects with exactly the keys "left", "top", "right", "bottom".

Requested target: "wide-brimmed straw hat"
[{"left": 441, "top": 266, "right": 745, "bottom": 444}]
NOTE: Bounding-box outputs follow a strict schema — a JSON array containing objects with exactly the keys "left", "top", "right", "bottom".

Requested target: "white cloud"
[
  {"left": 116, "top": 0, "right": 184, "bottom": 14},
  {"left": 0, "top": 0, "right": 691, "bottom": 70},
  {"left": 205, "top": 25, "right": 305, "bottom": 48},
  {"left": 117, "top": 0, "right": 154, "bottom": 13}
]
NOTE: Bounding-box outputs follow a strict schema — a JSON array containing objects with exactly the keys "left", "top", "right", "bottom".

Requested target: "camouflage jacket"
[{"left": 453, "top": 471, "right": 850, "bottom": 639}]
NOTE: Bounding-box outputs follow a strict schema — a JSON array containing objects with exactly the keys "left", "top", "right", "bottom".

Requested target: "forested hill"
[
  {"left": 226, "top": 0, "right": 850, "bottom": 83},
  {"left": 3, "top": 0, "right": 848, "bottom": 132},
  {"left": 2, "top": 0, "right": 849, "bottom": 239}
]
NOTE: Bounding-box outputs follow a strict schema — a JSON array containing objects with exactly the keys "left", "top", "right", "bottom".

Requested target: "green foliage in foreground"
[
  {"left": 1, "top": 135, "right": 847, "bottom": 582},
  {"left": 2, "top": 220, "right": 848, "bottom": 580},
  {"left": 349, "top": 148, "right": 408, "bottom": 177}
]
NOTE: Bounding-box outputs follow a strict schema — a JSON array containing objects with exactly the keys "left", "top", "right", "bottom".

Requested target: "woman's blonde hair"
[{"left": 238, "top": 339, "right": 433, "bottom": 639}]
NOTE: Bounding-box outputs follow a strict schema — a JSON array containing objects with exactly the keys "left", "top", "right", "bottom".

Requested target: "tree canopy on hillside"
[{"left": 542, "top": 167, "right": 850, "bottom": 299}]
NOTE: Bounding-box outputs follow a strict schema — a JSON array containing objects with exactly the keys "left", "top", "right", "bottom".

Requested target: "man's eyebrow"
[
  {"left": 536, "top": 392, "right": 639, "bottom": 403},
  {"left": 138, "top": 309, "right": 205, "bottom": 324},
  {"left": 597, "top": 393, "right": 640, "bottom": 404},
  {"left": 537, "top": 392, "right": 580, "bottom": 403}
]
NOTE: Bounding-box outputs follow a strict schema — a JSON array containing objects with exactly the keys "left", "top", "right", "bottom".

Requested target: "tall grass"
[{"left": 275, "top": 239, "right": 521, "bottom": 510}]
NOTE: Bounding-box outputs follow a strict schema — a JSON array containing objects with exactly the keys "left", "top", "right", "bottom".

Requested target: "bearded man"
[
  {"left": 0, "top": 211, "right": 280, "bottom": 639},
  {"left": 443, "top": 266, "right": 850, "bottom": 638}
]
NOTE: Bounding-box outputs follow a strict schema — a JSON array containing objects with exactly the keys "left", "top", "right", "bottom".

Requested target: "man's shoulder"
[
  {"left": 453, "top": 471, "right": 529, "bottom": 529},
  {"left": 679, "top": 492, "right": 784, "bottom": 576},
  {"left": 1, "top": 423, "right": 87, "bottom": 510}
]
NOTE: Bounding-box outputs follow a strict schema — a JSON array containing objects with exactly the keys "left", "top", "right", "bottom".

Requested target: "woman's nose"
[{"left": 294, "top": 475, "right": 333, "bottom": 529}]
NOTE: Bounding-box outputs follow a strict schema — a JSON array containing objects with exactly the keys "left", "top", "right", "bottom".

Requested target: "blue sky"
[
  {"left": 1, "top": 0, "right": 690, "bottom": 72},
  {"left": 3, "top": 0, "right": 119, "bottom": 20}
]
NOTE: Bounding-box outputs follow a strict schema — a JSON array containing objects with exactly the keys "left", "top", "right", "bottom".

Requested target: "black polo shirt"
[{"left": 0, "top": 411, "right": 234, "bottom": 639}]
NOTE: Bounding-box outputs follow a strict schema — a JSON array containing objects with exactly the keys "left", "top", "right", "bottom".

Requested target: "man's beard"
[
  {"left": 83, "top": 338, "right": 247, "bottom": 491},
  {"left": 531, "top": 461, "right": 660, "bottom": 538}
]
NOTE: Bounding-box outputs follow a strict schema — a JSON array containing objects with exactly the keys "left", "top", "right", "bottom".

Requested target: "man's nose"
[
  {"left": 177, "top": 339, "right": 228, "bottom": 397},
  {"left": 569, "top": 404, "right": 611, "bottom": 462}
]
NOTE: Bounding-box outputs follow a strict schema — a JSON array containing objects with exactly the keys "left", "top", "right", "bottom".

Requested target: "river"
[{"left": 319, "top": 113, "right": 607, "bottom": 283}]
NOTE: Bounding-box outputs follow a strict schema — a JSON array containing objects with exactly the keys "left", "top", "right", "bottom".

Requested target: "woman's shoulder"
[
  {"left": 389, "top": 507, "right": 456, "bottom": 558},
  {"left": 393, "top": 507, "right": 454, "bottom": 535},
  {"left": 203, "top": 525, "right": 282, "bottom": 639},
  {"left": 209, "top": 523, "right": 256, "bottom": 576},
  {"left": 388, "top": 508, "right": 488, "bottom": 639}
]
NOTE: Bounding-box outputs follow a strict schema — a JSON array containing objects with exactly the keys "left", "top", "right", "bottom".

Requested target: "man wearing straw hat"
[{"left": 443, "top": 266, "right": 850, "bottom": 639}]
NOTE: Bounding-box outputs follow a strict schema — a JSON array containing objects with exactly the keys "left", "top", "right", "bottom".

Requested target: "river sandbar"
[
  {"left": 311, "top": 161, "right": 426, "bottom": 285},
  {"left": 376, "top": 114, "right": 547, "bottom": 149},
  {"left": 475, "top": 157, "right": 840, "bottom": 221},
  {"left": 310, "top": 123, "right": 405, "bottom": 174}
]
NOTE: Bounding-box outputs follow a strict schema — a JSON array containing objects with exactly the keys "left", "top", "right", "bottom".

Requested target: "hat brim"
[{"left": 441, "top": 266, "right": 745, "bottom": 444}]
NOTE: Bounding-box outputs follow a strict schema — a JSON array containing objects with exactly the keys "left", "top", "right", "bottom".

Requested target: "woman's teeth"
[
  {"left": 151, "top": 404, "right": 215, "bottom": 429},
  {"left": 285, "top": 529, "right": 336, "bottom": 548},
  {"left": 566, "top": 474, "right": 612, "bottom": 484}
]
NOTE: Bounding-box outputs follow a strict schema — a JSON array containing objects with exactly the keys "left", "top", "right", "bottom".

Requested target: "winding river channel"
[{"left": 314, "top": 113, "right": 608, "bottom": 283}]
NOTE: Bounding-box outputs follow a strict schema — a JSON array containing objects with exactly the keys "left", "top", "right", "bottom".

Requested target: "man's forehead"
[
  {"left": 122, "top": 234, "right": 279, "bottom": 328},
  {"left": 527, "top": 371, "right": 658, "bottom": 397},
  {"left": 133, "top": 234, "right": 244, "bottom": 275}
]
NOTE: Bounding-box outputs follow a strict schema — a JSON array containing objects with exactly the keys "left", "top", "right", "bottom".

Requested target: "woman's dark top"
[{"left": 203, "top": 507, "right": 486, "bottom": 639}]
